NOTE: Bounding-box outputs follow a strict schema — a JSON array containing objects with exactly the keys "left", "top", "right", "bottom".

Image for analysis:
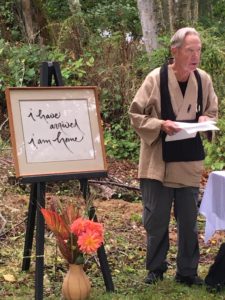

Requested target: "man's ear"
[{"left": 171, "top": 47, "right": 177, "bottom": 57}]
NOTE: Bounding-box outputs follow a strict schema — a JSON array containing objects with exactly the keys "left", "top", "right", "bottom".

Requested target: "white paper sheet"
[{"left": 165, "top": 121, "right": 219, "bottom": 141}]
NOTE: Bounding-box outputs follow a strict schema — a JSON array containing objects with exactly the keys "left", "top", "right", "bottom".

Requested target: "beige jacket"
[{"left": 129, "top": 65, "right": 218, "bottom": 187}]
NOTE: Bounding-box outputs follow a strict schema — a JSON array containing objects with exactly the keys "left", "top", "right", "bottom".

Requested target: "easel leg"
[
  {"left": 80, "top": 179, "right": 115, "bottom": 292},
  {"left": 89, "top": 206, "right": 115, "bottom": 292},
  {"left": 97, "top": 244, "right": 115, "bottom": 292},
  {"left": 35, "top": 182, "right": 46, "bottom": 300},
  {"left": 22, "top": 183, "right": 37, "bottom": 271}
]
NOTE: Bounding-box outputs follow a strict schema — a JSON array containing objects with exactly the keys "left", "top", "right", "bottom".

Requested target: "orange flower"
[
  {"left": 84, "top": 220, "right": 104, "bottom": 238},
  {"left": 77, "top": 230, "right": 103, "bottom": 254},
  {"left": 70, "top": 218, "right": 104, "bottom": 238},
  {"left": 70, "top": 217, "right": 86, "bottom": 236}
]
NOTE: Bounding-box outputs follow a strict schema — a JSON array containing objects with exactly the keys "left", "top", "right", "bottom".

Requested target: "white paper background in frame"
[{"left": 6, "top": 87, "right": 107, "bottom": 178}]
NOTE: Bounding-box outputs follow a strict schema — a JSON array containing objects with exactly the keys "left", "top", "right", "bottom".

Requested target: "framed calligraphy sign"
[{"left": 5, "top": 86, "right": 107, "bottom": 179}]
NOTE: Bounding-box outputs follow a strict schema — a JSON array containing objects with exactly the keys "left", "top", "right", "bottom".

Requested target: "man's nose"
[{"left": 192, "top": 50, "right": 201, "bottom": 58}]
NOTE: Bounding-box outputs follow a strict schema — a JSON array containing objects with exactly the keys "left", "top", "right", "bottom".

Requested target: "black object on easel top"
[{"left": 40, "top": 61, "right": 64, "bottom": 87}]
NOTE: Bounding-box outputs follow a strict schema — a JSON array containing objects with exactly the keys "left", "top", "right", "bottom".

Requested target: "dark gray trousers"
[{"left": 140, "top": 179, "right": 200, "bottom": 276}]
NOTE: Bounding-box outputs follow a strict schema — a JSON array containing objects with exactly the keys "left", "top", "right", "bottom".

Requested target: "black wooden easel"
[{"left": 21, "top": 61, "right": 114, "bottom": 300}]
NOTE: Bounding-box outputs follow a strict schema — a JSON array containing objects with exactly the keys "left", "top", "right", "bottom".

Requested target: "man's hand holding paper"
[{"left": 165, "top": 120, "right": 219, "bottom": 141}]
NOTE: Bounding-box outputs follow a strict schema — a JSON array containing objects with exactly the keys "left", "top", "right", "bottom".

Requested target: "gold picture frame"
[{"left": 5, "top": 86, "right": 107, "bottom": 179}]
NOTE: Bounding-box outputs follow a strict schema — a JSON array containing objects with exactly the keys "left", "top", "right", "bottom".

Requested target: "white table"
[{"left": 199, "top": 171, "right": 225, "bottom": 243}]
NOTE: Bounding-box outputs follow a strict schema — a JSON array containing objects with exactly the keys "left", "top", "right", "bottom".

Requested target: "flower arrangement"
[{"left": 41, "top": 203, "right": 104, "bottom": 265}]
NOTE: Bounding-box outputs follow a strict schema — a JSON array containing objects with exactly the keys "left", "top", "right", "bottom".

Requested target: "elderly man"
[{"left": 129, "top": 27, "right": 218, "bottom": 286}]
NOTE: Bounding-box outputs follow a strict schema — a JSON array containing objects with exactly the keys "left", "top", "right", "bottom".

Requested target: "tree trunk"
[
  {"left": 137, "top": 0, "right": 200, "bottom": 55},
  {"left": 21, "top": 0, "right": 35, "bottom": 42},
  {"left": 15, "top": 0, "right": 51, "bottom": 44},
  {"left": 176, "top": 0, "right": 191, "bottom": 27},
  {"left": 190, "top": 0, "right": 198, "bottom": 23},
  {"left": 173, "top": 0, "right": 199, "bottom": 29},
  {"left": 137, "top": 0, "right": 158, "bottom": 54},
  {"left": 198, "top": 0, "right": 212, "bottom": 20},
  {"left": 160, "top": 0, "right": 173, "bottom": 33}
]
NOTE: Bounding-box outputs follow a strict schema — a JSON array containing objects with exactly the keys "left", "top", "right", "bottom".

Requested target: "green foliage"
[
  {"left": 0, "top": 0, "right": 21, "bottom": 41},
  {"left": 41, "top": 0, "right": 71, "bottom": 21},
  {"left": 0, "top": 40, "right": 48, "bottom": 110},
  {"left": 104, "top": 123, "right": 139, "bottom": 161},
  {"left": 204, "top": 117, "right": 225, "bottom": 170},
  {"left": 200, "top": 0, "right": 225, "bottom": 36},
  {"left": 0, "top": 41, "right": 43, "bottom": 85},
  {"left": 54, "top": 14, "right": 90, "bottom": 55},
  {"left": 130, "top": 212, "right": 142, "bottom": 223},
  {"left": 149, "top": 36, "right": 171, "bottom": 70},
  {"left": 198, "top": 28, "right": 225, "bottom": 170},
  {"left": 0, "top": 1, "right": 14, "bottom": 23},
  {"left": 0, "top": 38, "right": 94, "bottom": 103},
  {"left": 200, "top": 27, "right": 225, "bottom": 99},
  {"left": 80, "top": 0, "right": 141, "bottom": 38},
  {"left": 48, "top": 50, "right": 95, "bottom": 86}
]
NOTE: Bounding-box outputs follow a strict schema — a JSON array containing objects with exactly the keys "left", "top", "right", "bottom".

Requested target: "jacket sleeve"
[{"left": 128, "top": 72, "right": 163, "bottom": 146}]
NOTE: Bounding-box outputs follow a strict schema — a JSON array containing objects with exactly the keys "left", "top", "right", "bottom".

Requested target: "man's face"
[{"left": 172, "top": 34, "right": 202, "bottom": 73}]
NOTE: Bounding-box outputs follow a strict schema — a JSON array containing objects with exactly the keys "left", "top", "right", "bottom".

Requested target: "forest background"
[
  {"left": 1, "top": 0, "right": 225, "bottom": 299},
  {"left": 0, "top": 0, "right": 225, "bottom": 168}
]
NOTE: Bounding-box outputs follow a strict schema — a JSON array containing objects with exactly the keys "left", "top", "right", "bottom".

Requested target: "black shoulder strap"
[
  {"left": 194, "top": 69, "right": 203, "bottom": 118},
  {"left": 160, "top": 64, "right": 176, "bottom": 121}
]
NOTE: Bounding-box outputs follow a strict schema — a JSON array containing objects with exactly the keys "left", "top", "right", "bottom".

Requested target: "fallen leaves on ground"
[{"left": 0, "top": 157, "right": 224, "bottom": 298}]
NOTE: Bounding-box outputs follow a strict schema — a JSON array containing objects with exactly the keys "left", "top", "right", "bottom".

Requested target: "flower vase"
[{"left": 62, "top": 264, "right": 91, "bottom": 300}]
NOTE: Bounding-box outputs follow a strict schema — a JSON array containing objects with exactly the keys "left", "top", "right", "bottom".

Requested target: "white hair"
[{"left": 170, "top": 27, "right": 200, "bottom": 48}]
